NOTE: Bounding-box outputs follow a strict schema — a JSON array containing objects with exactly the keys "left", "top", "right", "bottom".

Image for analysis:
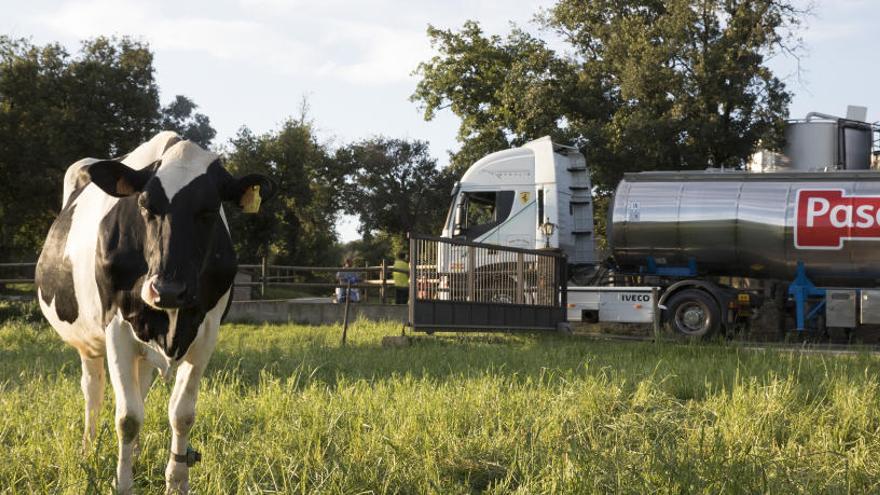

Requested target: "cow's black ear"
[
  {"left": 222, "top": 174, "right": 278, "bottom": 213},
  {"left": 208, "top": 161, "right": 277, "bottom": 212},
  {"left": 86, "top": 160, "right": 152, "bottom": 197}
]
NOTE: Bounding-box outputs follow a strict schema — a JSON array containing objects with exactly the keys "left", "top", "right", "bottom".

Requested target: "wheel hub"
[
  {"left": 675, "top": 300, "right": 710, "bottom": 334},
  {"left": 682, "top": 307, "right": 705, "bottom": 328}
]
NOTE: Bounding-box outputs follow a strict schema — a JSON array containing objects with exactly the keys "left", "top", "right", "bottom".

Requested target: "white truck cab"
[
  {"left": 436, "top": 136, "right": 656, "bottom": 326},
  {"left": 442, "top": 136, "right": 597, "bottom": 265}
]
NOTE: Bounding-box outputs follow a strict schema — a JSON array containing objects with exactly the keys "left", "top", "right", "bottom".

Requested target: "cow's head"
[{"left": 86, "top": 142, "right": 275, "bottom": 309}]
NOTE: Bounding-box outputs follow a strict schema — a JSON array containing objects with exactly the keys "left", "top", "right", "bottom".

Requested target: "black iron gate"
[{"left": 408, "top": 234, "right": 568, "bottom": 333}]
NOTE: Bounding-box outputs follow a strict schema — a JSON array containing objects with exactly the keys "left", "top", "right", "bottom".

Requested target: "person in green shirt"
[{"left": 392, "top": 251, "right": 409, "bottom": 304}]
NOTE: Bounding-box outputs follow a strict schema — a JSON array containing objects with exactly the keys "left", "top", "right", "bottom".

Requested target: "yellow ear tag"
[{"left": 241, "top": 185, "right": 261, "bottom": 213}]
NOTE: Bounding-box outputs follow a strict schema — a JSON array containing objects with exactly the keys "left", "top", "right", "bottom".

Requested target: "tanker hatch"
[{"left": 747, "top": 106, "right": 879, "bottom": 173}]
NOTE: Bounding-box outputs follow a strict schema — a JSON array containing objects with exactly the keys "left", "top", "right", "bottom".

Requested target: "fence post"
[
  {"left": 341, "top": 281, "right": 352, "bottom": 345},
  {"left": 260, "top": 256, "right": 268, "bottom": 298},
  {"left": 362, "top": 260, "right": 368, "bottom": 302},
  {"left": 380, "top": 259, "right": 387, "bottom": 304}
]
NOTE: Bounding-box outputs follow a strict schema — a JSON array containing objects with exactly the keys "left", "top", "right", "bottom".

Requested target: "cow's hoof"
[
  {"left": 165, "top": 465, "right": 189, "bottom": 495},
  {"left": 165, "top": 480, "right": 189, "bottom": 495},
  {"left": 115, "top": 479, "right": 134, "bottom": 495}
]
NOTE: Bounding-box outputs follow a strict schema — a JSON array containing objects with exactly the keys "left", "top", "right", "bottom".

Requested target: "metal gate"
[{"left": 408, "top": 234, "right": 567, "bottom": 332}]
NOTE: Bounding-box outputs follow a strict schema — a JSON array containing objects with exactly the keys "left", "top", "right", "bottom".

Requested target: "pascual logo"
[
  {"left": 620, "top": 293, "right": 651, "bottom": 302},
  {"left": 796, "top": 189, "right": 880, "bottom": 249}
]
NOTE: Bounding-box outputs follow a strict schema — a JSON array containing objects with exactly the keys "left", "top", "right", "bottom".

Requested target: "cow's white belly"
[
  {"left": 38, "top": 288, "right": 106, "bottom": 357},
  {"left": 40, "top": 184, "right": 120, "bottom": 357}
]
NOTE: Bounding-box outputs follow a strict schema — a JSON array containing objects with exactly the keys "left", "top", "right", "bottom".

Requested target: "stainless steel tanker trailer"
[
  {"left": 436, "top": 108, "right": 880, "bottom": 339},
  {"left": 608, "top": 170, "right": 880, "bottom": 337}
]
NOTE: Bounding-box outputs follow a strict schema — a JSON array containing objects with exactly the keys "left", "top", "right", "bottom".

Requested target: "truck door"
[{"left": 453, "top": 190, "right": 515, "bottom": 240}]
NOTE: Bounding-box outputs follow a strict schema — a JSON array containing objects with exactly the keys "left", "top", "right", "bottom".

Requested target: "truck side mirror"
[{"left": 453, "top": 202, "right": 465, "bottom": 236}]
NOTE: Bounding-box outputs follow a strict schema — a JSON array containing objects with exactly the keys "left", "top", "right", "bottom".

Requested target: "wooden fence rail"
[
  {"left": 0, "top": 262, "right": 36, "bottom": 286},
  {"left": 238, "top": 260, "right": 407, "bottom": 303},
  {"left": 1, "top": 260, "right": 408, "bottom": 304}
]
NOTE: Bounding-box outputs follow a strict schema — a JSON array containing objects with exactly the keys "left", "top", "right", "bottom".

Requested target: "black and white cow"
[{"left": 36, "top": 132, "right": 274, "bottom": 494}]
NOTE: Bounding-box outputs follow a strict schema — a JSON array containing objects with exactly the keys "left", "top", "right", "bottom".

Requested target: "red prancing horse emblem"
[{"left": 796, "top": 189, "right": 880, "bottom": 250}]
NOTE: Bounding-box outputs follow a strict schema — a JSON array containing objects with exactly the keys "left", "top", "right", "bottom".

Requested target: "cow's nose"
[{"left": 152, "top": 280, "right": 188, "bottom": 308}]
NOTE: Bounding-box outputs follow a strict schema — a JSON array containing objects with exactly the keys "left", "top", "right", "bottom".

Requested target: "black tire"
[
  {"left": 477, "top": 276, "right": 516, "bottom": 304},
  {"left": 556, "top": 322, "right": 573, "bottom": 335},
  {"left": 665, "top": 289, "right": 721, "bottom": 339},
  {"left": 826, "top": 325, "right": 851, "bottom": 344},
  {"left": 488, "top": 289, "right": 515, "bottom": 304}
]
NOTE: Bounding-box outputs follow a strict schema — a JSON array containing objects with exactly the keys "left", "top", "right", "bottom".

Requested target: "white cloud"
[
  {"left": 802, "top": 19, "right": 868, "bottom": 43},
  {"left": 316, "top": 19, "right": 431, "bottom": 84},
  {"left": 798, "top": 0, "right": 873, "bottom": 43},
  {"left": 36, "top": 0, "right": 435, "bottom": 85}
]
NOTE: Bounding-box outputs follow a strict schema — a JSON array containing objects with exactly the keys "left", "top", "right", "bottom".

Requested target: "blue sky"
[{"left": 2, "top": 0, "right": 878, "bottom": 241}]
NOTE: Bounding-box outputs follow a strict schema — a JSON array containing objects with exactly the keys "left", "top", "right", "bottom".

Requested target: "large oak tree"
[{"left": 413, "top": 0, "right": 804, "bottom": 191}]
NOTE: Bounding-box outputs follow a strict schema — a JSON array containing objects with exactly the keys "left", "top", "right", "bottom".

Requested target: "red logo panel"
[{"left": 795, "top": 189, "right": 880, "bottom": 250}]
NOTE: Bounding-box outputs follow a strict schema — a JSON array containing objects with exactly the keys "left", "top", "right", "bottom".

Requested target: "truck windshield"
[{"left": 462, "top": 190, "right": 515, "bottom": 238}]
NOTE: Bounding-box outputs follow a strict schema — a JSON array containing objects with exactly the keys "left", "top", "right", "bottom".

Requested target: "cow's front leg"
[
  {"left": 164, "top": 360, "right": 207, "bottom": 494},
  {"left": 165, "top": 295, "right": 224, "bottom": 495},
  {"left": 79, "top": 353, "right": 106, "bottom": 451},
  {"left": 106, "top": 319, "right": 144, "bottom": 495},
  {"left": 132, "top": 357, "right": 155, "bottom": 461}
]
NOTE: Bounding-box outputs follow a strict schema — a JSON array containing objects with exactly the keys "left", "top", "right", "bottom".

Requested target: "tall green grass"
[{"left": 1, "top": 313, "right": 880, "bottom": 493}]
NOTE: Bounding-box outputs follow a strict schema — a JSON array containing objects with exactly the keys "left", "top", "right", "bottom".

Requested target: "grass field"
[{"left": 2, "top": 303, "right": 880, "bottom": 494}]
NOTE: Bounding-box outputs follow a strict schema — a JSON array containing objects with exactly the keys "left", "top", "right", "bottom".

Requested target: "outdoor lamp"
[{"left": 540, "top": 219, "right": 555, "bottom": 248}]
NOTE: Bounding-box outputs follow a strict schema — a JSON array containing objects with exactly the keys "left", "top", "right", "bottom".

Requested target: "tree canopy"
[
  {"left": 223, "top": 118, "right": 347, "bottom": 266},
  {"left": 0, "top": 36, "right": 216, "bottom": 258},
  {"left": 1, "top": 0, "right": 809, "bottom": 265},
  {"left": 0, "top": 34, "right": 450, "bottom": 265},
  {"left": 336, "top": 137, "right": 455, "bottom": 251},
  {"left": 412, "top": 0, "right": 804, "bottom": 190},
  {"left": 159, "top": 95, "right": 217, "bottom": 148}
]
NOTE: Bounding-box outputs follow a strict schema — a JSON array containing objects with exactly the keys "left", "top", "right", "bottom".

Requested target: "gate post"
[
  {"left": 408, "top": 236, "right": 417, "bottom": 329},
  {"left": 380, "top": 258, "right": 387, "bottom": 304},
  {"left": 516, "top": 253, "right": 524, "bottom": 304},
  {"left": 559, "top": 255, "right": 568, "bottom": 309},
  {"left": 260, "top": 255, "right": 268, "bottom": 298},
  {"left": 467, "top": 246, "right": 476, "bottom": 301}
]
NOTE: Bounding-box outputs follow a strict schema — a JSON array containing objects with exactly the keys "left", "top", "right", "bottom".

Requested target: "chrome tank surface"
[{"left": 610, "top": 170, "right": 880, "bottom": 286}]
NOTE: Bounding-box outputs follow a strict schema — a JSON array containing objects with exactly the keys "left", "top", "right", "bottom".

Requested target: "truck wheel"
[
  {"left": 556, "top": 322, "right": 573, "bottom": 335},
  {"left": 666, "top": 289, "right": 720, "bottom": 339},
  {"left": 478, "top": 276, "right": 516, "bottom": 304},
  {"left": 489, "top": 290, "right": 515, "bottom": 304}
]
